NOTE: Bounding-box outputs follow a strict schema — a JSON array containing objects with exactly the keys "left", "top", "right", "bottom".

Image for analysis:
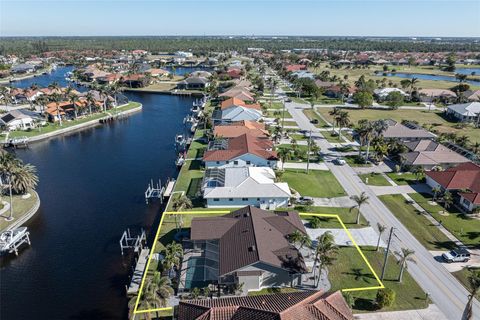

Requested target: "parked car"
[
  {"left": 333, "top": 158, "right": 347, "bottom": 165},
  {"left": 310, "top": 119, "right": 319, "bottom": 124},
  {"left": 285, "top": 97, "right": 292, "bottom": 102},
  {"left": 442, "top": 248, "right": 471, "bottom": 263},
  {"left": 297, "top": 196, "right": 314, "bottom": 205}
]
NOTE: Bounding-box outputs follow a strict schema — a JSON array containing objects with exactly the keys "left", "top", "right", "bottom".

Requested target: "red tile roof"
[
  {"left": 214, "top": 121, "right": 268, "bottom": 139},
  {"left": 203, "top": 134, "right": 277, "bottom": 162},
  {"left": 426, "top": 162, "right": 480, "bottom": 204},
  {"left": 285, "top": 64, "right": 307, "bottom": 72},
  {"left": 178, "top": 290, "right": 354, "bottom": 320},
  {"left": 220, "top": 97, "right": 261, "bottom": 110}
]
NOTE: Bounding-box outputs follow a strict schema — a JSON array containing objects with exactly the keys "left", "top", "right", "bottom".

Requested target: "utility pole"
[
  {"left": 306, "top": 130, "right": 312, "bottom": 174},
  {"left": 380, "top": 227, "right": 395, "bottom": 281}
]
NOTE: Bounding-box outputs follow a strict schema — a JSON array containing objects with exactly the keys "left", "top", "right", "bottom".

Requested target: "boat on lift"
[
  {"left": 175, "top": 153, "right": 185, "bottom": 168},
  {"left": 0, "top": 227, "right": 30, "bottom": 255}
]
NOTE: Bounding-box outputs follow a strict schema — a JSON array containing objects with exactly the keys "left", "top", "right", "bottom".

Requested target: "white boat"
[
  {"left": 0, "top": 227, "right": 30, "bottom": 254},
  {"left": 175, "top": 134, "right": 185, "bottom": 145},
  {"left": 175, "top": 154, "right": 185, "bottom": 167},
  {"left": 190, "top": 122, "right": 198, "bottom": 133}
]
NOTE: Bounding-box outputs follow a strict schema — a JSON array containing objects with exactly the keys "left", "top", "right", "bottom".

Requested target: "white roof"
[
  {"left": 204, "top": 167, "right": 291, "bottom": 199},
  {"left": 447, "top": 102, "right": 480, "bottom": 117},
  {"left": 374, "top": 88, "right": 407, "bottom": 97},
  {"left": 222, "top": 106, "right": 262, "bottom": 121}
]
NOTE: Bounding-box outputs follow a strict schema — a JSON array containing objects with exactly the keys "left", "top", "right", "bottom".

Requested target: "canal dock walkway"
[{"left": 127, "top": 248, "right": 150, "bottom": 295}]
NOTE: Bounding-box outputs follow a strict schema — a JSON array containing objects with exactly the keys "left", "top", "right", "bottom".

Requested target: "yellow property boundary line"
[{"left": 133, "top": 211, "right": 384, "bottom": 316}]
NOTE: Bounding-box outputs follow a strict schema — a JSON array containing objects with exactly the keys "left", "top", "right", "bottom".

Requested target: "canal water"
[
  {"left": 376, "top": 71, "right": 480, "bottom": 86},
  {"left": 0, "top": 70, "right": 195, "bottom": 319}
]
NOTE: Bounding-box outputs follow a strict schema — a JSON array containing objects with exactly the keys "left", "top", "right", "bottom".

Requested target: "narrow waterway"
[{"left": 0, "top": 70, "right": 195, "bottom": 319}]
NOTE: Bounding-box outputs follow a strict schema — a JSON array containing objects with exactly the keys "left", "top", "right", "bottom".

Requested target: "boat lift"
[
  {"left": 144, "top": 179, "right": 165, "bottom": 204},
  {"left": 0, "top": 227, "right": 31, "bottom": 256},
  {"left": 119, "top": 228, "right": 146, "bottom": 255}
]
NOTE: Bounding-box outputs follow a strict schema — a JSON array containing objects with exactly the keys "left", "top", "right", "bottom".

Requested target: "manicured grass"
[
  {"left": 289, "top": 133, "right": 307, "bottom": 141},
  {"left": 303, "top": 109, "right": 329, "bottom": 128},
  {"left": 248, "top": 287, "right": 299, "bottom": 296},
  {"left": 297, "top": 206, "right": 368, "bottom": 228},
  {"left": 186, "top": 139, "right": 207, "bottom": 159},
  {"left": 344, "top": 155, "right": 372, "bottom": 167},
  {"left": 359, "top": 173, "right": 391, "bottom": 186},
  {"left": 452, "top": 267, "right": 480, "bottom": 299},
  {"left": 329, "top": 246, "right": 428, "bottom": 312},
  {"left": 291, "top": 97, "right": 308, "bottom": 104},
  {"left": 379, "top": 194, "right": 455, "bottom": 250},
  {"left": 282, "top": 169, "right": 346, "bottom": 198},
  {"left": 0, "top": 190, "right": 39, "bottom": 232},
  {"left": 173, "top": 160, "right": 204, "bottom": 198},
  {"left": 409, "top": 193, "right": 480, "bottom": 249},
  {"left": 318, "top": 107, "right": 480, "bottom": 145},
  {"left": 281, "top": 120, "right": 298, "bottom": 127},
  {"left": 7, "top": 102, "right": 142, "bottom": 139},
  {"left": 265, "top": 109, "right": 292, "bottom": 119},
  {"left": 323, "top": 131, "right": 346, "bottom": 143},
  {"left": 129, "top": 82, "right": 176, "bottom": 92},
  {"left": 386, "top": 172, "right": 423, "bottom": 186}
]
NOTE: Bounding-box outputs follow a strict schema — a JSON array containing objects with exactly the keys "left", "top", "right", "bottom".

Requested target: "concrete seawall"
[{"left": 2, "top": 190, "right": 41, "bottom": 233}]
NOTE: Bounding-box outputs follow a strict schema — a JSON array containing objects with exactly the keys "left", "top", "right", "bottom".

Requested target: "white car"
[
  {"left": 333, "top": 158, "right": 346, "bottom": 165},
  {"left": 442, "top": 248, "right": 471, "bottom": 263}
]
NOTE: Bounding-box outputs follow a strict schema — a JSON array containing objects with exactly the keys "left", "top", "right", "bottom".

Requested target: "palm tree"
[
  {"left": 10, "top": 163, "right": 39, "bottom": 195},
  {"left": 50, "top": 92, "right": 63, "bottom": 126},
  {"left": 413, "top": 166, "right": 425, "bottom": 182},
  {"left": 329, "top": 107, "right": 339, "bottom": 134},
  {"left": 456, "top": 135, "right": 470, "bottom": 148},
  {"left": 172, "top": 195, "right": 192, "bottom": 212},
  {"left": 432, "top": 186, "right": 442, "bottom": 201},
  {"left": 85, "top": 91, "right": 96, "bottom": 115},
  {"left": 277, "top": 148, "right": 290, "bottom": 170},
  {"left": 140, "top": 271, "right": 174, "bottom": 319},
  {"left": 335, "top": 111, "right": 350, "bottom": 141},
  {"left": 350, "top": 192, "right": 369, "bottom": 224},
  {"left": 407, "top": 77, "right": 419, "bottom": 99},
  {"left": 395, "top": 248, "right": 416, "bottom": 283},
  {"left": 313, "top": 231, "right": 338, "bottom": 287},
  {"left": 69, "top": 93, "right": 79, "bottom": 119},
  {"left": 442, "top": 191, "right": 453, "bottom": 210},
  {"left": 288, "top": 230, "right": 304, "bottom": 250},
  {"left": 465, "top": 270, "right": 480, "bottom": 320},
  {"left": 376, "top": 223, "right": 387, "bottom": 251}
]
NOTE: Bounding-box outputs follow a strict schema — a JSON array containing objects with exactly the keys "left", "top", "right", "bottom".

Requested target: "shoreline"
[
  {"left": 7, "top": 102, "right": 143, "bottom": 144},
  {"left": 0, "top": 67, "right": 54, "bottom": 85},
  {"left": 1, "top": 190, "right": 41, "bottom": 233}
]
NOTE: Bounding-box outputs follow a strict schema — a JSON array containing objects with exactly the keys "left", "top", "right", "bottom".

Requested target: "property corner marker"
[{"left": 133, "top": 211, "right": 384, "bottom": 315}]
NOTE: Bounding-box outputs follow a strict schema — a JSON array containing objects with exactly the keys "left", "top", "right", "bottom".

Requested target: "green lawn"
[
  {"left": 172, "top": 160, "right": 204, "bottom": 208},
  {"left": 409, "top": 193, "right": 480, "bottom": 249},
  {"left": 0, "top": 190, "right": 39, "bottom": 232},
  {"left": 359, "top": 173, "right": 391, "bottom": 186},
  {"left": 344, "top": 155, "right": 372, "bottom": 167},
  {"left": 303, "top": 109, "right": 329, "bottom": 128},
  {"left": 282, "top": 169, "right": 346, "bottom": 198},
  {"left": 452, "top": 267, "right": 480, "bottom": 299},
  {"left": 298, "top": 206, "right": 368, "bottom": 228},
  {"left": 186, "top": 139, "right": 207, "bottom": 159},
  {"left": 386, "top": 172, "right": 423, "bottom": 186},
  {"left": 265, "top": 109, "right": 292, "bottom": 119},
  {"left": 289, "top": 133, "right": 307, "bottom": 141},
  {"left": 379, "top": 194, "right": 455, "bottom": 250},
  {"left": 330, "top": 246, "right": 428, "bottom": 312},
  {"left": 281, "top": 120, "right": 298, "bottom": 127}
]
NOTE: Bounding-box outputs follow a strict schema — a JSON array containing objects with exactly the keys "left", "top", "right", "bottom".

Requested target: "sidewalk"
[
  {"left": 354, "top": 304, "right": 447, "bottom": 320},
  {"left": 282, "top": 162, "right": 329, "bottom": 171}
]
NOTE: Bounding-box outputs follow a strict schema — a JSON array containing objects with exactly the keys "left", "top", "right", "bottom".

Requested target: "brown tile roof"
[
  {"left": 400, "top": 141, "right": 469, "bottom": 167},
  {"left": 190, "top": 206, "right": 307, "bottom": 275},
  {"left": 220, "top": 97, "right": 261, "bottom": 111},
  {"left": 214, "top": 121, "right": 268, "bottom": 139},
  {"left": 426, "top": 162, "right": 480, "bottom": 204},
  {"left": 178, "top": 290, "right": 354, "bottom": 320},
  {"left": 203, "top": 134, "right": 277, "bottom": 162}
]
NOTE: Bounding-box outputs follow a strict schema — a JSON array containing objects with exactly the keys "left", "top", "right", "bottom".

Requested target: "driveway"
[
  {"left": 312, "top": 195, "right": 354, "bottom": 207},
  {"left": 354, "top": 304, "right": 447, "bottom": 320},
  {"left": 368, "top": 184, "right": 431, "bottom": 196},
  {"left": 430, "top": 249, "right": 480, "bottom": 272},
  {"left": 282, "top": 162, "right": 329, "bottom": 171},
  {"left": 303, "top": 224, "right": 386, "bottom": 248}
]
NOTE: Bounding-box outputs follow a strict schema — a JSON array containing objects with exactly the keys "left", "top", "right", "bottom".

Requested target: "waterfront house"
[
  {"left": 214, "top": 120, "right": 269, "bottom": 139},
  {"left": 182, "top": 206, "right": 306, "bottom": 294},
  {"left": 425, "top": 162, "right": 480, "bottom": 213},
  {"left": 418, "top": 88, "right": 457, "bottom": 103},
  {"left": 285, "top": 64, "right": 307, "bottom": 72},
  {"left": 400, "top": 139, "right": 470, "bottom": 170},
  {"left": 120, "top": 74, "right": 148, "bottom": 88},
  {"left": 202, "top": 167, "right": 291, "bottom": 209},
  {"left": 382, "top": 120, "right": 436, "bottom": 141},
  {"left": 219, "top": 89, "right": 255, "bottom": 102},
  {"left": 0, "top": 109, "right": 43, "bottom": 131},
  {"left": 178, "top": 290, "right": 353, "bottom": 320},
  {"left": 446, "top": 102, "right": 480, "bottom": 123},
  {"left": 203, "top": 133, "right": 278, "bottom": 168},
  {"left": 177, "top": 76, "right": 210, "bottom": 90},
  {"left": 214, "top": 97, "right": 263, "bottom": 123},
  {"left": 11, "top": 63, "right": 36, "bottom": 74}
]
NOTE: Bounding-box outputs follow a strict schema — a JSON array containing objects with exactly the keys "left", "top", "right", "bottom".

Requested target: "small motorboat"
[
  {"left": 190, "top": 122, "right": 198, "bottom": 133},
  {"left": 175, "top": 134, "right": 186, "bottom": 146},
  {"left": 175, "top": 154, "right": 185, "bottom": 168},
  {"left": 0, "top": 227, "right": 30, "bottom": 255}
]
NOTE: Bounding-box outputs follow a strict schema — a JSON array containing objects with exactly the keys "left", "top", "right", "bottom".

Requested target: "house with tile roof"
[
  {"left": 203, "top": 133, "right": 277, "bottom": 168},
  {"left": 214, "top": 98, "right": 263, "bottom": 124},
  {"left": 400, "top": 140, "right": 470, "bottom": 170},
  {"left": 214, "top": 121, "right": 269, "bottom": 139},
  {"left": 446, "top": 102, "right": 480, "bottom": 124},
  {"left": 383, "top": 120, "right": 436, "bottom": 141},
  {"left": 177, "top": 76, "right": 210, "bottom": 90},
  {"left": 202, "top": 167, "right": 290, "bottom": 208},
  {"left": 425, "top": 162, "right": 480, "bottom": 213},
  {"left": 180, "top": 206, "right": 306, "bottom": 294},
  {"left": 178, "top": 290, "right": 353, "bottom": 320}
]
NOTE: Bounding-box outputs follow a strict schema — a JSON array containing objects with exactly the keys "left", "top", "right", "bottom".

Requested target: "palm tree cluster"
[
  {"left": 162, "top": 241, "right": 184, "bottom": 278},
  {"left": 0, "top": 151, "right": 39, "bottom": 195},
  {"left": 356, "top": 119, "right": 389, "bottom": 162}
]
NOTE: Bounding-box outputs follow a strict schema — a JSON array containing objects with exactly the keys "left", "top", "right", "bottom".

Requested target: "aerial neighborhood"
[{"left": 1, "top": 38, "right": 479, "bottom": 320}]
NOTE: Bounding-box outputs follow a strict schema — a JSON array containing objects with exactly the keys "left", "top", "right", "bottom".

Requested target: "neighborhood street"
[{"left": 284, "top": 98, "right": 480, "bottom": 320}]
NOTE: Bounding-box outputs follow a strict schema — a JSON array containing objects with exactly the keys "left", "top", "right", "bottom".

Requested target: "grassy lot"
[
  {"left": 130, "top": 82, "right": 177, "bottom": 92},
  {"left": 318, "top": 107, "right": 480, "bottom": 144},
  {"left": 329, "top": 246, "right": 428, "bottom": 312},
  {"left": 379, "top": 194, "right": 455, "bottom": 250},
  {"left": 298, "top": 206, "right": 368, "bottom": 228},
  {"left": 291, "top": 97, "right": 308, "bottom": 104},
  {"left": 289, "top": 133, "right": 307, "bottom": 141},
  {"left": 323, "top": 131, "right": 347, "bottom": 143},
  {"left": 359, "top": 173, "right": 391, "bottom": 186},
  {"left": 276, "top": 144, "right": 317, "bottom": 162},
  {"left": 303, "top": 109, "right": 330, "bottom": 128},
  {"left": 186, "top": 139, "right": 207, "bottom": 159},
  {"left": 265, "top": 109, "right": 293, "bottom": 119},
  {"left": 172, "top": 160, "right": 204, "bottom": 208},
  {"left": 344, "top": 155, "right": 372, "bottom": 167},
  {"left": 0, "top": 191, "right": 39, "bottom": 232},
  {"left": 7, "top": 102, "right": 142, "bottom": 139},
  {"left": 281, "top": 120, "right": 298, "bottom": 127},
  {"left": 409, "top": 193, "right": 480, "bottom": 249},
  {"left": 282, "top": 169, "right": 346, "bottom": 198},
  {"left": 452, "top": 267, "right": 480, "bottom": 299},
  {"left": 386, "top": 172, "right": 423, "bottom": 186}
]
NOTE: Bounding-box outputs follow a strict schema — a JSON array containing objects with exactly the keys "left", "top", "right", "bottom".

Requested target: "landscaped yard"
[
  {"left": 281, "top": 120, "right": 298, "bottom": 127},
  {"left": 171, "top": 160, "right": 204, "bottom": 207},
  {"left": 282, "top": 169, "right": 346, "bottom": 198},
  {"left": 452, "top": 267, "right": 480, "bottom": 299},
  {"left": 265, "top": 109, "right": 293, "bottom": 119},
  {"left": 359, "top": 173, "right": 391, "bottom": 186},
  {"left": 386, "top": 172, "right": 422, "bottom": 186},
  {"left": 329, "top": 246, "right": 428, "bottom": 312},
  {"left": 409, "top": 193, "right": 480, "bottom": 248},
  {"left": 318, "top": 107, "right": 480, "bottom": 144},
  {"left": 0, "top": 190, "right": 39, "bottom": 232},
  {"left": 379, "top": 194, "right": 455, "bottom": 250},
  {"left": 298, "top": 206, "right": 368, "bottom": 228},
  {"left": 303, "top": 109, "right": 329, "bottom": 128},
  {"left": 344, "top": 155, "right": 372, "bottom": 167}
]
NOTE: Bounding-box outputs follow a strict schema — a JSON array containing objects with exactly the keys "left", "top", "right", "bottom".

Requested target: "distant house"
[
  {"left": 285, "top": 64, "right": 307, "bottom": 72},
  {"left": 400, "top": 140, "right": 470, "bottom": 170},
  {"left": 219, "top": 89, "right": 255, "bottom": 102},
  {"left": 382, "top": 120, "right": 436, "bottom": 141},
  {"left": 11, "top": 63, "right": 36, "bottom": 74},
  {"left": 227, "top": 68, "right": 243, "bottom": 79},
  {"left": 418, "top": 89, "right": 456, "bottom": 103},
  {"left": 181, "top": 206, "right": 306, "bottom": 294},
  {"left": 446, "top": 102, "right": 480, "bottom": 123},
  {"left": 145, "top": 68, "right": 169, "bottom": 78},
  {"left": 0, "top": 109, "right": 44, "bottom": 131},
  {"left": 373, "top": 88, "right": 408, "bottom": 100},
  {"left": 203, "top": 133, "right": 277, "bottom": 168},
  {"left": 119, "top": 74, "right": 147, "bottom": 88},
  {"left": 291, "top": 70, "right": 315, "bottom": 79},
  {"left": 202, "top": 167, "right": 291, "bottom": 209},
  {"left": 178, "top": 290, "right": 353, "bottom": 320},
  {"left": 177, "top": 76, "right": 210, "bottom": 90},
  {"left": 214, "top": 97, "right": 263, "bottom": 123},
  {"left": 425, "top": 162, "right": 480, "bottom": 213},
  {"left": 214, "top": 120, "right": 269, "bottom": 139},
  {"left": 465, "top": 90, "right": 480, "bottom": 102}
]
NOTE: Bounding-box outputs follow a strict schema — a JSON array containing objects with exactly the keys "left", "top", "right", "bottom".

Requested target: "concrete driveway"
[
  {"left": 282, "top": 162, "right": 329, "bottom": 171},
  {"left": 369, "top": 184, "right": 431, "bottom": 196},
  {"left": 430, "top": 249, "right": 480, "bottom": 272},
  {"left": 303, "top": 224, "right": 386, "bottom": 248},
  {"left": 354, "top": 304, "right": 447, "bottom": 320}
]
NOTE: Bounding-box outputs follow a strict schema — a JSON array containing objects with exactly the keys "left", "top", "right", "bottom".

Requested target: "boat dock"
[
  {"left": 126, "top": 248, "right": 150, "bottom": 295},
  {"left": 163, "top": 179, "right": 176, "bottom": 198},
  {"left": 0, "top": 227, "right": 31, "bottom": 256}
]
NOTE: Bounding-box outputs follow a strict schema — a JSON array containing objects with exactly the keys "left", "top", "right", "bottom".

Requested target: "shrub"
[
  {"left": 376, "top": 288, "right": 396, "bottom": 309},
  {"left": 310, "top": 216, "right": 322, "bottom": 228}
]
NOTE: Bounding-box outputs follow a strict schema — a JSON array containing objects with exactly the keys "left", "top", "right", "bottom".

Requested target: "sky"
[{"left": 1, "top": 0, "right": 479, "bottom": 37}]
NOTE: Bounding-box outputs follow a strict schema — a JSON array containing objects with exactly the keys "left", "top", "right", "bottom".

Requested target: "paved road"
[{"left": 285, "top": 100, "right": 479, "bottom": 320}]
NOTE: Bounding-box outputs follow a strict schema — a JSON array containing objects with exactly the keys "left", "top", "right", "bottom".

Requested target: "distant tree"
[
  {"left": 353, "top": 91, "right": 373, "bottom": 108},
  {"left": 376, "top": 223, "right": 387, "bottom": 251},
  {"left": 385, "top": 91, "right": 404, "bottom": 108}
]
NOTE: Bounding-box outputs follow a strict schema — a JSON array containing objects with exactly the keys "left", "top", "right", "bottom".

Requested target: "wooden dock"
[
  {"left": 163, "top": 179, "right": 176, "bottom": 198},
  {"left": 127, "top": 248, "right": 150, "bottom": 295}
]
